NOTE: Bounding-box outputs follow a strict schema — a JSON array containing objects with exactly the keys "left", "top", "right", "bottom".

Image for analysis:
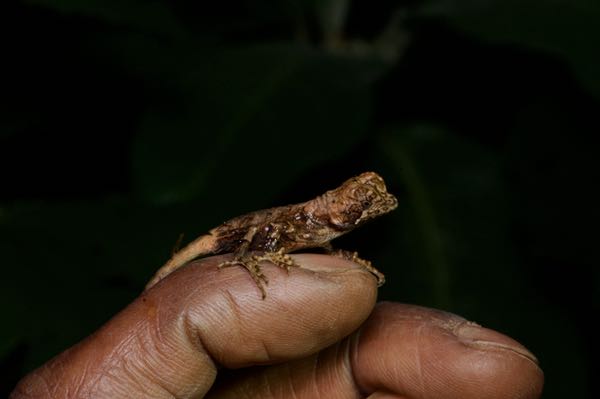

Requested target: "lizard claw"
[
  {"left": 330, "top": 249, "right": 386, "bottom": 286},
  {"left": 217, "top": 250, "right": 299, "bottom": 299}
]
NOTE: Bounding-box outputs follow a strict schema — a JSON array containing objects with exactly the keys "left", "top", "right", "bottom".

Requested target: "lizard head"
[{"left": 318, "top": 171, "right": 398, "bottom": 229}]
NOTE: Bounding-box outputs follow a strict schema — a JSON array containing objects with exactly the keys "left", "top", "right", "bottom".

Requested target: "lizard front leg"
[
  {"left": 324, "top": 246, "right": 386, "bottom": 287},
  {"left": 217, "top": 225, "right": 298, "bottom": 299}
]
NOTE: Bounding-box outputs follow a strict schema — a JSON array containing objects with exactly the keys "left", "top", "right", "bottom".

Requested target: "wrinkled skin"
[{"left": 12, "top": 254, "right": 543, "bottom": 399}]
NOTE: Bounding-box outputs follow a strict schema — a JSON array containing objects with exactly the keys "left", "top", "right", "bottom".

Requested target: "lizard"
[{"left": 145, "top": 171, "right": 398, "bottom": 298}]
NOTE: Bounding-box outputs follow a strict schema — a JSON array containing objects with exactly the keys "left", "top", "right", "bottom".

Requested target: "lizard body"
[{"left": 146, "top": 172, "right": 398, "bottom": 297}]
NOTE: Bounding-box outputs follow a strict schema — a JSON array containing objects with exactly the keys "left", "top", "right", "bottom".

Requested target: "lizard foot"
[
  {"left": 330, "top": 249, "right": 386, "bottom": 286},
  {"left": 217, "top": 249, "right": 298, "bottom": 299},
  {"left": 252, "top": 248, "right": 297, "bottom": 273}
]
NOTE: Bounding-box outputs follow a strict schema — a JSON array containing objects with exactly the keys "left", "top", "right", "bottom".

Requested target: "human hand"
[{"left": 11, "top": 254, "right": 543, "bottom": 398}]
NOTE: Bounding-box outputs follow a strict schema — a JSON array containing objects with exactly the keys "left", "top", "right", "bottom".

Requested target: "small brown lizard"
[{"left": 146, "top": 171, "right": 398, "bottom": 298}]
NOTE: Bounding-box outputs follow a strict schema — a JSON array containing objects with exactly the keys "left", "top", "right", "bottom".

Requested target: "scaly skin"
[{"left": 145, "top": 172, "right": 398, "bottom": 298}]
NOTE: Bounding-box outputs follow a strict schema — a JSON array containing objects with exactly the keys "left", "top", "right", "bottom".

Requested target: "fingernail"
[{"left": 454, "top": 322, "right": 539, "bottom": 364}]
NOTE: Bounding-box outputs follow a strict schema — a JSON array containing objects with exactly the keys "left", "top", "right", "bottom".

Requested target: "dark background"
[{"left": 1, "top": 0, "right": 597, "bottom": 397}]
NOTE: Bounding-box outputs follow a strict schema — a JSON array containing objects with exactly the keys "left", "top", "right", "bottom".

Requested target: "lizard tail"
[{"left": 145, "top": 234, "right": 215, "bottom": 290}]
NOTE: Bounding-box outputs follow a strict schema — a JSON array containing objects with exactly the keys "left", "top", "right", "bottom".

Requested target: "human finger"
[
  {"left": 206, "top": 302, "right": 543, "bottom": 399},
  {"left": 11, "top": 254, "right": 378, "bottom": 399}
]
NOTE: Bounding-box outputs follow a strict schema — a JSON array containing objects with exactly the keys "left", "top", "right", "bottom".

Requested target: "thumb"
[{"left": 11, "top": 254, "right": 378, "bottom": 398}]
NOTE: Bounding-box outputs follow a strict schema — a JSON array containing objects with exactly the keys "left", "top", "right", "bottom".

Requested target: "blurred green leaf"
[
  {"left": 421, "top": 0, "right": 600, "bottom": 97},
  {"left": 380, "top": 124, "right": 511, "bottom": 312},
  {"left": 131, "top": 43, "right": 391, "bottom": 205},
  {"left": 382, "top": 127, "right": 451, "bottom": 307}
]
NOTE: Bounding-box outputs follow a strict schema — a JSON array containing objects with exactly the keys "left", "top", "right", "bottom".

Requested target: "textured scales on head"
[
  {"left": 306, "top": 171, "right": 398, "bottom": 230},
  {"left": 347, "top": 171, "right": 398, "bottom": 225}
]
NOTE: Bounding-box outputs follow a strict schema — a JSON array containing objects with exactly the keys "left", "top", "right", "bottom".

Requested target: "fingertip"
[
  {"left": 140, "top": 252, "right": 381, "bottom": 370},
  {"left": 453, "top": 322, "right": 539, "bottom": 365},
  {"left": 175, "top": 253, "right": 379, "bottom": 367},
  {"left": 353, "top": 303, "right": 544, "bottom": 399}
]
